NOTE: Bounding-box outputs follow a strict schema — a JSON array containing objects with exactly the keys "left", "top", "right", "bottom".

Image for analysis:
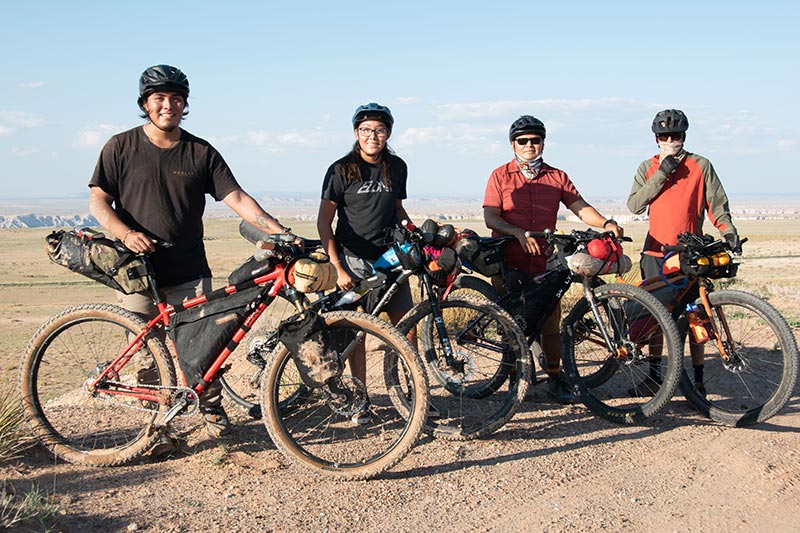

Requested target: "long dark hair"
[{"left": 342, "top": 140, "right": 394, "bottom": 186}]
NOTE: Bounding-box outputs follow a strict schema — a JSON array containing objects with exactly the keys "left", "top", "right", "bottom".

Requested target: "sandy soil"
[
  {"left": 4, "top": 371, "right": 799, "bottom": 533},
  {"left": 3, "top": 221, "right": 800, "bottom": 532}
]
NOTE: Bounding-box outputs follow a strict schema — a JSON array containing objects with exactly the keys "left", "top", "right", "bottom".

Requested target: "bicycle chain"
[{"left": 86, "top": 380, "right": 200, "bottom": 417}]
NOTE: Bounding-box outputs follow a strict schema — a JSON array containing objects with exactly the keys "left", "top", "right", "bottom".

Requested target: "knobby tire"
[
  {"left": 259, "top": 311, "right": 428, "bottom": 480},
  {"left": 562, "top": 283, "right": 682, "bottom": 424},
  {"left": 679, "top": 289, "right": 799, "bottom": 426},
  {"left": 395, "top": 293, "right": 531, "bottom": 440},
  {"left": 19, "top": 304, "right": 175, "bottom": 466}
]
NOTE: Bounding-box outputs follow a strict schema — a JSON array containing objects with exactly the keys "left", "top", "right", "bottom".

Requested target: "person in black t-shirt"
[
  {"left": 317, "top": 102, "right": 414, "bottom": 425},
  {"left": 89, "top": 65, "right": 289, "bottom": 448}
]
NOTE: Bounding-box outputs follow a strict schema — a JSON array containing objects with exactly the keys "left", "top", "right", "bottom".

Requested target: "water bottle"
[{"left": 686, "top": 304, "right": 710, "bottom": 343}]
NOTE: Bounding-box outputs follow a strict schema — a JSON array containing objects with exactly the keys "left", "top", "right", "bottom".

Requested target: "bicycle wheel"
[
  {"left": 562, "top": 283, "right": 682, "bottom": 424},
  {"left": 260, "top": 311, "right": 428, "bottom": 480},
  {"left": 452, "top": 274, "right": 547, "bottom": 379},
  {"left": 19, "top": 304, "right": 175, "bottom": 466},
  {"left": 679, "top": 290, "right": 799, "bottom": 426},
  {"left": 395, "top": 293, "right": 531, "bottom": 440},
  {"left": 220, "top": 294, "right": 299, "bottom": 419}
]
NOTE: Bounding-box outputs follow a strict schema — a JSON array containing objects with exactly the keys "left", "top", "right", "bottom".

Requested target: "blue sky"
[{"left": 1, "top": 1, "right": 798, "bottom": 204}]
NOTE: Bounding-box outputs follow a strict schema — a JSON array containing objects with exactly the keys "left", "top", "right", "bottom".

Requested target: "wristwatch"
[{"left": 602, "top": 219, "right": 617, "bottom": 228}]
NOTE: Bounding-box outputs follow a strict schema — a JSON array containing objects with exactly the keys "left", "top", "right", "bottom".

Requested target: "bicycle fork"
[
  {"left": 697, "top": 285, "right": 741, "bottom": 368},
  {"left": 582, "top": 279, "right": 629, "bottom": 360}
]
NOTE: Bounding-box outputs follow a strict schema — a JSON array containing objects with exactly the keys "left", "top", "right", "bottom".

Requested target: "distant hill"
[
  {"left": 1, "top": 191, "right": 798, "bottom": 229},
  {"left": 0, "top": 213, "right": 98, "bottom": 229}
]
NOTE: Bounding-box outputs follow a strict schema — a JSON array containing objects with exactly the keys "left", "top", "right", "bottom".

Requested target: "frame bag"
[{"left": 169, "top": 286, "right": 263, "bottom": 388}]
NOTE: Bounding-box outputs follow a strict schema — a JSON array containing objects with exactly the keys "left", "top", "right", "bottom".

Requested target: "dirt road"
[{"left": 5, "top": 379, "right": 799, "bottom": 533}]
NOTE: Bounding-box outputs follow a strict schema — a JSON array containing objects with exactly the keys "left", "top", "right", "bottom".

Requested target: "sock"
[{"left": 693, "top": 364, "right": 704, "bottom": 384}]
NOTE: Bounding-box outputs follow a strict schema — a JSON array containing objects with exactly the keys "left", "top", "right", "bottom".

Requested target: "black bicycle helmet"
[
  {"left": 651, "top": 109, "right": 689, "bottom": 134},
  {"left": 138, "top": 64, "right": 190, "bottom": 106},
  {"left": 352, "top": 102, "right": 394, "bottom": 130},
  {"left": 509, "top": 115, "right": 546, "bottom": 141}
]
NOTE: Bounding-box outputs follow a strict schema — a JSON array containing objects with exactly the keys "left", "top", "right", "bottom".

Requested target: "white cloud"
[
  {"left": 433, "top": 98, "right": 645, "bottom": 121},
  {"left": 76, "top": 124, "right": 119, "bottom": 147},
  {"left": 247, "top": 128, "right": 342, "bottom": 153},
  {"left": 0, "top": 125, "right": 12, "bottom": 137},
  {"left": 392, "top": 97, "right": 419, "bottom": 105},
  {"left": 206, "top": 134, "right": 241, "bottom": 146},
  {"left": 17, "top": 81, "right": 45, "bottom": 89},
  {"left": 11, "top": 146, "right": 39, "bottom": 157},
  {"left": 776, "top": 139, "right": 799, "bottom": 151},
  {"left": 394, "top": 125, "right": 500, "bottom": 155},
  {"left": 0, "top": 111, "right": 44, "bottom": 128}
]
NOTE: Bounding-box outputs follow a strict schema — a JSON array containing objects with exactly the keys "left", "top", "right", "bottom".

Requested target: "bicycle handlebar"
[
  {"left": 661, "top": 233, "right": 748, "bottom": 255},
  {"left": 525, "top": 228, "right": 632, "bottom": 244},
  {"left": 239, "top": 220, "right": 321, "bottom": 249}
]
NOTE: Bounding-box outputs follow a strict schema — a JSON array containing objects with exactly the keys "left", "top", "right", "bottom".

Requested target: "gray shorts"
[
  {"left": 116, "top": 277, "right": 213, "bottom": 322},
  {"left": 341, "top": 254, "right": 413, "bottom": 314}
]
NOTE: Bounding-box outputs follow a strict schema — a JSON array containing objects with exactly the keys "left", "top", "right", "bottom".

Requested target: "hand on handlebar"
[
  {"left": 603, "top": 221, "right": 624, "bottom": 239},
  {"left": 518, "top": 229, "right": 544, "bottom": 255},
  {"left": 725, "top": 233, "right": 743, "bottom": 255},
  {"left": 122, "top": 231, "right": 157, "bottom": 254},
  {"left": 335, "top": 266, "right": 357, "bottom": 291}
]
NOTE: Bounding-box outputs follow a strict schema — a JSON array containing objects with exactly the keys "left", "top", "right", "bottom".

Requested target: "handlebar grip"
[
  {"left": 525, "top": 230, "right": 551, "bottom": 239},
  {"left": 400, "top": 219, "right": 417, "bottom": 232},
  {"left": 239, "top": 220, "right": 297, "bottom": 244},
  {"left": 239, "top": 221, "right": 269, "bottom": 244}
]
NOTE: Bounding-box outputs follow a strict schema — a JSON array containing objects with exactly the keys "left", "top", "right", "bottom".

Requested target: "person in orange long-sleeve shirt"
[{"left": 627, "top": 108, "right": 740, "bottom": 396}]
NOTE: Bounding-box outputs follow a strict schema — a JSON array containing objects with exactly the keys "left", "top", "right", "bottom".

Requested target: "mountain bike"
[
  {"left": 633, "top": 233, "right": 798, "bottom": 426},
  {"left": 452, "top": 228, "right": 683, "bottom": 424},
  {"left": 230, "top": 220, "right": 531, "bottom": 440},
  {"left": 19, "top": 229, "right": 429, "bottom": 480}
]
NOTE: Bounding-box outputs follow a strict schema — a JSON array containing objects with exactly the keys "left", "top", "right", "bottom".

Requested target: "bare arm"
[
  {"left": 568, "top": 199, "right": 623, "bottom": 238},
  {"left": 222, "top": 188, "right": 287, "bottom": 234},
  {"left": 317, "top": 199, "right": 355, "bottom": 290},
  {"left": 89, "top": 186, "right": 155, "bottom": 253},
  {"left": 483, "top": 206, "right": 542, "bottom": 255},
  {"left": 395, "top": 198, "right": 412, "bottom": 227}
]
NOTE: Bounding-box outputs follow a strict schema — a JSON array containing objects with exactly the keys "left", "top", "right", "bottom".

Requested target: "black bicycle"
[
  {"left": 224, "top": 220, "right": 531, "bottom": 440},
  {"left": 452, "top": 228, "right": 683, "bottom": 424}
]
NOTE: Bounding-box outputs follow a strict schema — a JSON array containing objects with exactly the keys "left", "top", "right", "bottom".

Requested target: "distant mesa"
[{"left": 0, "top": 213, "right": 99, "bottom": 229}]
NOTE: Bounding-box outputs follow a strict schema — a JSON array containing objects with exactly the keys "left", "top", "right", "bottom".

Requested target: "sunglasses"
[
  {"left": 656, "top": 132, "right": 685, "bottom": 142},
  {"left": 515, "top": 137, "right": 543, "bottom": 146}
]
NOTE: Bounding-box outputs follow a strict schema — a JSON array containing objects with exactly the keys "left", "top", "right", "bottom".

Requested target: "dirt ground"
[
  {"left": 4, "top": 381, "right": 799, "bottom": 532},
  {"left": 3, "top": 220, "right": 800, "bottom": 532}
]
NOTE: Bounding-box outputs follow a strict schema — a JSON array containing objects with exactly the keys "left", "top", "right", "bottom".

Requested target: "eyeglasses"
[
  {"left": 357, "top": 127, "right": 390, "bottom": 139},
  {"left": 656, "top": 132, "right": 685, "bottom": 142},
  {"left": 515, "top": 137, "right": 543, "bottom": 146}
]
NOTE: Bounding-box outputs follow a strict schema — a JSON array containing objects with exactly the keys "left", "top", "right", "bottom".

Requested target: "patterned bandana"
[
  {"left": 515, "top": 154, "right": 543, "bottom": 180},
  {"left": 658, "top": 141, "right": 686, "bottom": 163}
]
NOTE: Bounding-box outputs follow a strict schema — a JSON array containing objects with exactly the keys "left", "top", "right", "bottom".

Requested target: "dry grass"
[
  {"left": 1, "top": 480, "right": 61, "bottom": 530},
  {"left": 0, "top": 376, "right": 31, "bottom": 464}
]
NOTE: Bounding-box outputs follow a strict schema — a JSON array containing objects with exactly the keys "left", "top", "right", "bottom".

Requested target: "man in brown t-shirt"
[{"left": 89, "top": 65, "right": 289, "bottom": 448}]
